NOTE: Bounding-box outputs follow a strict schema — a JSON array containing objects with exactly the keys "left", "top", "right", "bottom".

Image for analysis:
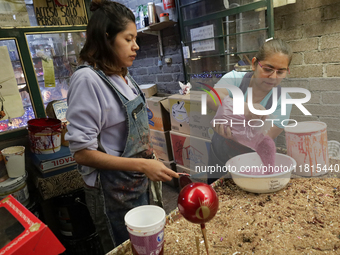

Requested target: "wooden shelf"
[{"left": 137, "top": 21, "right": 177, "bottom": 36}]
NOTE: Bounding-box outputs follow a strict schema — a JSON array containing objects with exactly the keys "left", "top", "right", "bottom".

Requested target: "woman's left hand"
[{"left": 213, "top": 123, "right": 232, "bottom": 139}]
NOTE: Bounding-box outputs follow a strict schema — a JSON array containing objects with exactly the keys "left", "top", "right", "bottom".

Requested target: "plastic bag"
[
  {"left": 178, "top": 81, "right": 192, "bottom": 95},
  {"left": 212, "top": 95, "right": 271, "bottom": 150}
]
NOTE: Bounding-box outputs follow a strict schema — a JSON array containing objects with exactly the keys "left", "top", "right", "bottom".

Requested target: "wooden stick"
[
  {"left": 195, "top": 235, "right": 200, "bottom": 255},
  {"left": 244, "top": 54, "right": 252, "bottom": 65},
  {"left": 200, "top": 224, "right": 209, "bottom": 255}
]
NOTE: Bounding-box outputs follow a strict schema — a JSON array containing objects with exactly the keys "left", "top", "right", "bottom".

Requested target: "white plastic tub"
[{"left": 226, "top": 152, "right": 296, "bottom": 193}]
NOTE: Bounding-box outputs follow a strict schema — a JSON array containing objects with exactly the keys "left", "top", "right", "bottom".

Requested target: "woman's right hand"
[{"left": 141, "top": 159, "right": 179, "bottom": 182}]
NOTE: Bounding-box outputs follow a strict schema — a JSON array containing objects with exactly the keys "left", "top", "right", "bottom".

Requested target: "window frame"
[{"left": 0, "top": 0, "right": 91, "bottom": 141}]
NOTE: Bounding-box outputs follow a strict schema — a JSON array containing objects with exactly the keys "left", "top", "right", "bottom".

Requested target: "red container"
[
  {"left": 0, "top": 195, "right": 65, "bottom": 255},
  {"left": 160, "top": 13, "right": 169, "bottom": 22},
  {"left": 27, "top": 118, "right": 62, "bottom": 154}
]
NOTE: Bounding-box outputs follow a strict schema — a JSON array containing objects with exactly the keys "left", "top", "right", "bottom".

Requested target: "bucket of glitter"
[
  {"left": 27, "top": 118, "right": 62, "bottom": 154},
  {"left": 125, "top": 205, "right": 165, "bottom": 255}
]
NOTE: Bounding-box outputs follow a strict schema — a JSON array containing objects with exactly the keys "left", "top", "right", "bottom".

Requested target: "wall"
[
  {"left": 274, "top": 0, "right": 340, "bottom": 147},
  {"left": 2, "top": 0, "right": 340, "bottom": 156},
  {"left": 118, "top": 0, "right": 183, "bottom": 94}
]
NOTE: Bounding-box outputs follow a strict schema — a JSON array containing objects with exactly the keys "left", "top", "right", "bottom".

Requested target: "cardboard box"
[
  {"left": 146, "top": 97, "right": 171, "bottom": 131},
  {"left": 150, "top": 130, "right": 173, "bottom": 161},
  {"left": 168, "top": 91, "right": 216, "bottom": 139},
  {"left": 176, "top": 164, "right": 208, "bottom": 183},
  {"left": 30, "top": 146, "right": 75, "bottom": 171},
  {"left": 0, "top": 195, "right": 65, "bottom": 255},
  {"left": 140, "top": 84, "right": 157, "bottom": 98},
  {"left": 159, "top": 160, "right": 178, "bottom": 188},
  {"left": 170, "top": 131, "right": 211, "bottom": 170}
]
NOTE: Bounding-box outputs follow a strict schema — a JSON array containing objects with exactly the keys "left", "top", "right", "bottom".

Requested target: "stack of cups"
[{"left": 0, "top": 146, "right": 29, "bottom": 206}]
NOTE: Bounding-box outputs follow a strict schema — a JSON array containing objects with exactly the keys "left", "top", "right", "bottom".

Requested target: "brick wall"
[
  {"left": 118, "top": 0, "right": 183, "bottom": 94},
  {"left": 274, "top": 0, "right": 340, "bottom": 147},
  {"left": 119, "top": 0, "right": 340, "bottom": 146}
]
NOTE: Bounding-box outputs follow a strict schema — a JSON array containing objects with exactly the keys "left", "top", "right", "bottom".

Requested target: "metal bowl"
[{"left": 226, "top": 152, "right": 296, "bottom": 193}]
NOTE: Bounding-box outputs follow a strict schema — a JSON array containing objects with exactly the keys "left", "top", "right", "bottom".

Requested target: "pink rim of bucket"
[{"left": 27, "top": 118, "right": 61, "bottom": 133}]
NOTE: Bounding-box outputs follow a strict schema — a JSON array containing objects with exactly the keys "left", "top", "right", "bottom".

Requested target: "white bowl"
[{"left": 226, "top": 152, "right": 296, "bottom": 193}]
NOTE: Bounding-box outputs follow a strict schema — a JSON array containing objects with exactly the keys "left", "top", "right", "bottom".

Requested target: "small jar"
[{"left": 160, "top": 13, "right": 169, "bottom": 22}]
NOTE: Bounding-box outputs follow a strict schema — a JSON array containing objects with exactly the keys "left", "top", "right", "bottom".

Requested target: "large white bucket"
[
  {"left": 226, "top": 152, "right": 296, "bottom": 193},
  {"left": 284, "top": 121, "right": 328, "bottom": 177},
  {"left": 125, "top": 205, "right": 165, "bottom": 255}
]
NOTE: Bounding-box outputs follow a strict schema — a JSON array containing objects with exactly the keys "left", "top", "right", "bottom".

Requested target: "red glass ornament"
[{"left": 177, "top": 182, "right": 219, "bottom": 224}]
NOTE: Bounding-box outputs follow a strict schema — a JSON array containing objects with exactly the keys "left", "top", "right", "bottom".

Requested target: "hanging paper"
[
  {"left": 190, "top": 25, "right": 215, "bottom": 53},
  {"left": 0, "top": 46, "right": 25, "bottom": 120},
  {"left": 0, "top": 0, "right": 30, "bottom": 27},
  {"left": 42, "top": 58, "right": 56, "bottom": 88}
]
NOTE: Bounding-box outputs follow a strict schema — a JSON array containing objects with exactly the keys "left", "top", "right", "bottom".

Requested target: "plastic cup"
[
  {"left": 125, "top": 205, "right": 166, "bottom": 255},
  {"left": 1, "top": 146, "right": 25, "bottom": 178}
]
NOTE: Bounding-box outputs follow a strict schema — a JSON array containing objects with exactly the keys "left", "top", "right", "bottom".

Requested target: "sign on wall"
[
  {"left": 33, "top": 0, "right": 88, "bottom": 26},
  {"left": 190, "top": 25, "right": 215, "bottom": 53}
]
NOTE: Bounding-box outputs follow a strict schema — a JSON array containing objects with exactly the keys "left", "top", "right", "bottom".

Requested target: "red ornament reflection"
[{"left": 177, "top": 182, "right": 219, "bottom": 224}]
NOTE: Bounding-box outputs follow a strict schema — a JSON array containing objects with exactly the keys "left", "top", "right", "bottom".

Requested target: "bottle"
[
  {"left": 163, "top": 0, "right": 177, "bottom": 22},
  {"left": 147, "top": 2, "right": 157, "bottom": 25}
]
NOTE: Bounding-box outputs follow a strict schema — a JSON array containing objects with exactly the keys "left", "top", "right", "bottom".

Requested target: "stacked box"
[
  {"left": 147, "top": 96, "right": 173, "bottom": 162},
  {"left": 29, "top": 146, "right": 76, "bottom": 178},
  {"left": 140, "top": 84, "right": 157, "bottom": 98},
  {"left": 168, "top": 91, "right": 216, "bottom": 140},
  {"left": 146, "top": 96, "right": 171, "bottom": 131},
  {"left": 150, "top": 130, "right": 173, "bottom": 161},
  {"left": 170, "top": 131, "right": 211, "bottom": 171},
  {"left": 28, "top": 146, "right": 83, "bottom": 200}
]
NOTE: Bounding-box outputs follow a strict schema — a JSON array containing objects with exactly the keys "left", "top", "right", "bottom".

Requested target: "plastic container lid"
[
  {"left": 160, "top": 13, "right": 169, "bottom": 17},
  {"left": 0, "top": 171, "right": 27, "bottom": 192}
]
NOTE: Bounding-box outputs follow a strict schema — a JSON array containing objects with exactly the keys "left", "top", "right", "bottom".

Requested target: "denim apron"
[
  {"left": 208, "top": 72, "right": 281, "bottom": 184},
  {"left": 76, "top": 65, "right": 153, "bottom": 246}
]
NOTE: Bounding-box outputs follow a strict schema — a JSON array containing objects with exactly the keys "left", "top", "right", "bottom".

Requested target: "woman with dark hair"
[
  {"left": 207, "top": 38, "right": 293, "bottom": 184},
  {"left": 65, "top": 0, "right": 178, "bottom": 251}
]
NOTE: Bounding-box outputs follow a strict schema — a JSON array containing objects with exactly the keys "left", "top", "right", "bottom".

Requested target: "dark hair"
[
  {"left": 79, "top": 0, "right": 135, "bottom": 76},
  {"left": 254, "top": 38, "right": 293, "bottom": 66}
]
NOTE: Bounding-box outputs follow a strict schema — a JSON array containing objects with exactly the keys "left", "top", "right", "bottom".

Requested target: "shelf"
[
  {"left": 31, "top": 53, "right": 77, "bottom": 61},
  {"left": 137, "top": 21, "right": 177, "bottom": 36},
  {"left": 137, "top": 21, "right": 177, "bottom": 58}
]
